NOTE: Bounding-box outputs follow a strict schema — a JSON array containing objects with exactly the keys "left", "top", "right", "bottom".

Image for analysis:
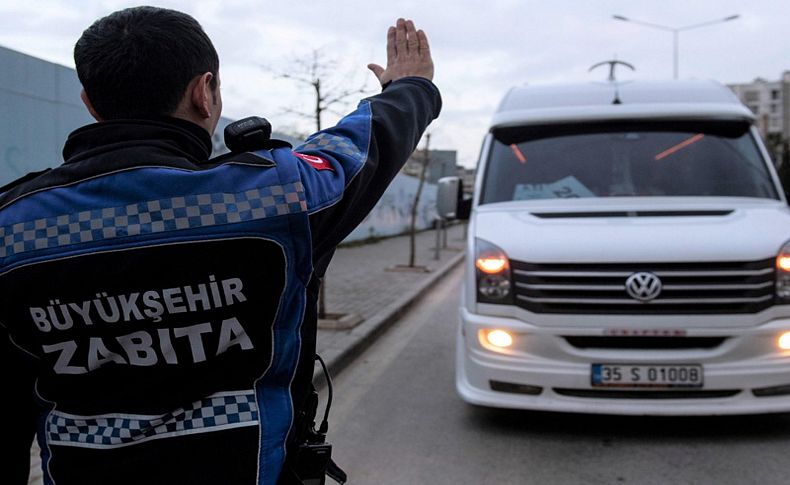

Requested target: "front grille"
[
  {"left": 564, "top": 336, "right": 728, "bottom": 350},
  {"left": 511, "top": 259, "right": 775, "bottom": 314},
  {"left": 554, "top": 388, "right": 741, "bottom": 399}
]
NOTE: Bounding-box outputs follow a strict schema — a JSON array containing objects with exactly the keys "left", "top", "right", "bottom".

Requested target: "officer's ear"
[
  {"left": 189, "top": 72, "right": 215, "bottom": 120},
  {"left": 80, "top": 89, "right": 103, "bottom": 122}
]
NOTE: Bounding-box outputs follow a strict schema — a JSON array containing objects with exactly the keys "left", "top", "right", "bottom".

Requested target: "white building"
[{"left": 728, "top": 71, "right": 790, "bottom": 140}]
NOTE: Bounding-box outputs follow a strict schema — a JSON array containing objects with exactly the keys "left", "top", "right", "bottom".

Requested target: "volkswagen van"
[{"left": 438, "top": 80, "right": 790, "bottom": 415}]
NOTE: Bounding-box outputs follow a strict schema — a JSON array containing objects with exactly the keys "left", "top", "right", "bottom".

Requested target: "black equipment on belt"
[{"left": 291, "top": 355, "right": 347, "bottom": 485}]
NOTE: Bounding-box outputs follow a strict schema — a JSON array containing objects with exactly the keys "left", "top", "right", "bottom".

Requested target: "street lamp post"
[{"left": 612, "top": 14, "right": 740, "bottom": 79}]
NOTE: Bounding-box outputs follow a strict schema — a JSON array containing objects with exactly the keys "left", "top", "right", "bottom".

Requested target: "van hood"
[{"left": 474, "top": 197, "right": 790, "bottom": 263}]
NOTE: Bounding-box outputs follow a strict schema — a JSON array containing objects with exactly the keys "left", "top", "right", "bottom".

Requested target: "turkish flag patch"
[{"left": 294, "top": 152, "right": 334, "bottom": 171}]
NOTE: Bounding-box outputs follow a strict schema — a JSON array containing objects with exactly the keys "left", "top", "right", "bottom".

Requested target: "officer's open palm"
[{"left": 368, "top": 18, "right": 434, "bottom": 85}]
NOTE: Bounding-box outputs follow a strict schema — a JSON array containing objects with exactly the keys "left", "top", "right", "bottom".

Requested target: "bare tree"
[
  {"left": 408, "top": 133, "right": 431, "bottom": 267},
  {"left": 268, "top": 49, "right": 371, "bottom": 319},
  {"left": 274, "top": 49, "right": 369, "bottom": 131}
]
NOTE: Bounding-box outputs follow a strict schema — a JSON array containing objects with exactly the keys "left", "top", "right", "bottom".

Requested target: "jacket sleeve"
[
  {"left": 0, "top": 325, "right": 39, "bottom": 484},
  {"left": 293, "top": 77, "right": 441, "bottom": 273}
]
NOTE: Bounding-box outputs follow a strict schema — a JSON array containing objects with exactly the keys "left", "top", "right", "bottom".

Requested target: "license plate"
[{"left": 591, "top": 364, "right": 703, "bottom": 388}]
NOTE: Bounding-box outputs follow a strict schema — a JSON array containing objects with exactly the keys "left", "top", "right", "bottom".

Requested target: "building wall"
[
  {"left": 345, "top": 174, "right": 438, "bottom": 242},
  {"left": 0, "top": 46, "right": 94, "bottom": 186}
]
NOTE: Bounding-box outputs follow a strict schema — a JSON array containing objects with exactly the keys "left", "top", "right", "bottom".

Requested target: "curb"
[{"left": 313, "top": 251, "right": 465, "bottom": 388}]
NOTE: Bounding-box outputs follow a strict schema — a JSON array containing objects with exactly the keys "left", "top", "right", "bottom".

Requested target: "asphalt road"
[{"left": 325, "top": 265, "right": 790, "bottom": 485}]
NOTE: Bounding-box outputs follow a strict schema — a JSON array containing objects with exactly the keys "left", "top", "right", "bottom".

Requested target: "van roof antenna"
[
  {"left": 589, "top": 59, "right": 635, "bottom": 104},
  {"left": 589, "top": 59, "right": 635, "bottom": 82}
]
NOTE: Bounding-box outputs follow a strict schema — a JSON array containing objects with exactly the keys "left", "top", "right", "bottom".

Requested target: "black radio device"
[{"left": 223, "top": 116, "right": 273, "bottom": 153}]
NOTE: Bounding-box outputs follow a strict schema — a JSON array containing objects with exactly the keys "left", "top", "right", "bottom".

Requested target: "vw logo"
[{"left": 625, "top": 272, "right": 662, "bottom": 301}]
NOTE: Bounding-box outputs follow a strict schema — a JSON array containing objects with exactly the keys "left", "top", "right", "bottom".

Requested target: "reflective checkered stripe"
[
  {"left": 46, "top": 391, "right": 258, "bottom": 449},
  {"left": 297, "top": 132, "right": 366, "bottom": 165},
  {"left": 0, "top": 182, "right": 306, "bottom": 258}
]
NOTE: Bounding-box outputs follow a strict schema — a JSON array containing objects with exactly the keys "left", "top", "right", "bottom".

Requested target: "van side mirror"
[{"left": 437, "top": 176, "right": 471, "bottom": 220}]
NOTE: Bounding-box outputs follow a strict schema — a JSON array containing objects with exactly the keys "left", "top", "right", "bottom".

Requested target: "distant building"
[
  {"left": 458, "top": 167, "right": 476, "bottom": 195},
  {"left": 728, "top": 71, "right": 790, "bottom": 142},
  {"left": 403, "top": 148, "right": 459, "bottom": 184}
]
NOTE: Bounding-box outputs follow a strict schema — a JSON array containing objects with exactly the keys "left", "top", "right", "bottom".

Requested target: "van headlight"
[
  {"left": 475, "top": 238, "right": 512, "bottom": 303},
  {"left": 777, "top": 241, "right": 790, "bottom": 301}
]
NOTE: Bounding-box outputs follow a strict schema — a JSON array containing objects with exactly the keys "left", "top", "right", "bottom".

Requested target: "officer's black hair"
[{"left": 74, "top": 6, "right": 219, "bottom": 120}]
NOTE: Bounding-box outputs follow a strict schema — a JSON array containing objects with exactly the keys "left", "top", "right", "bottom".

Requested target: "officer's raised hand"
[{"left": 368, "top": 18, "right": 434, "bottom": 85}]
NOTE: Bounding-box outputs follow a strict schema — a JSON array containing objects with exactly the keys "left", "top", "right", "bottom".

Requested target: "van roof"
[{"left": 492, "top": 80, "right": 754, "bottom": 129}]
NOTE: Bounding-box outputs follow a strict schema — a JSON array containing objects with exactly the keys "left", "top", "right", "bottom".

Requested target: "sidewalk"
[
  {"left": 28, "top": 223, "right": 465, "bottom": 484},
  {"left": 317, "top": 223, "right": 466, "bottom": 381}
]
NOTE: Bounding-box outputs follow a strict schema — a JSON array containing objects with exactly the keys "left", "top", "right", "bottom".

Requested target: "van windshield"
[{"left": 481, "top": 121, "right": 778, "bottom": 204}]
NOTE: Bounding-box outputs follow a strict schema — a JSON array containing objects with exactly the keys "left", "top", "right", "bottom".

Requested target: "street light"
[{"left": 612, "top": 14, "right": 740, "bottom": 79}]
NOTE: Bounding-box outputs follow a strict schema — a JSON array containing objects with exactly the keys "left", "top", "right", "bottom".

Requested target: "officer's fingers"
[
  {"left": 405, "top": 20, "right": 419, "bottom": 56},
  {"left": 385, "top": 26, "right": 396, "bottom": 65},
  {"left": 367, "top": 63, "right": 385, "bottom": 81},
  {"left": 417, "top": 29, "right": 430, "bottom": 59},
  {"left": 394, "top": 18, "right": 407, "bottom": 58}
]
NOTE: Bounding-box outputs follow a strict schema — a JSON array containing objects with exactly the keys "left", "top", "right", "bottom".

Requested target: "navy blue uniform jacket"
[{"left": 0, "top": 77, "right": 441, "bottom": 484}]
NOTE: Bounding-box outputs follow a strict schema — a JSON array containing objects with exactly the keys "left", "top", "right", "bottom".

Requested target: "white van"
[{"left": 438, "top": 79, "right": 790, "bottom": 415}]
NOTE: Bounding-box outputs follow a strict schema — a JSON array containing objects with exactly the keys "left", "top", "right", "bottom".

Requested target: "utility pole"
[{"left": 408, "top": 134, "right": 431, "bottom": 267}]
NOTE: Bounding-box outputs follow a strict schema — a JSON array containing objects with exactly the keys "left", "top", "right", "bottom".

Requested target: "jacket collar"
[{"left": 62, "top": 117, "right": 213, "bottom": 165}]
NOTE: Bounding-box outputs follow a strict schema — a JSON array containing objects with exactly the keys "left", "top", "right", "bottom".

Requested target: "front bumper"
[{"left": 456, "top": 307, "right": 790, "bottom": 415}]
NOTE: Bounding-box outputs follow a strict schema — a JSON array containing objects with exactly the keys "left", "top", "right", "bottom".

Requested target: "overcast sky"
[{"left": 1, "top": 0, "right": 788, "bottom": 168}]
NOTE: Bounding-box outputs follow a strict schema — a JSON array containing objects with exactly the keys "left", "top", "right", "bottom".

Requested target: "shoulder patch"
[{"left": 294, "top": 152, "right": 333, "bottom": 172}]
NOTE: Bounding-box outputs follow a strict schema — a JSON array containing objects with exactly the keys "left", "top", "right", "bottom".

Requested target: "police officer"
[{"left": 0, "top": 6, "right": 439, "bottom": 484}]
